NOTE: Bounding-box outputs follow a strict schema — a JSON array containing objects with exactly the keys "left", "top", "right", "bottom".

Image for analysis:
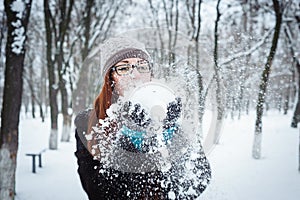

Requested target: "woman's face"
[{"left": 111, "top": 58, "right": 151, "bottom": 96}]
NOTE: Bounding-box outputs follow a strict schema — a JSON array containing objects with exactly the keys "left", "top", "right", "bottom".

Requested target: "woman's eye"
[
  {"left": 138, "top": 61, "right": 147, "bottom": 65},
  {"left": 139, "top": 66, "right": 147, "bottom": 70},
  {"left": 118, "top": 66, "right": 130, "bottom": 71}
]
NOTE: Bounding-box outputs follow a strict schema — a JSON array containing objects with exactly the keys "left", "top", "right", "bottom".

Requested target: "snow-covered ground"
[
  {"left": 16, "top": 114, "right": 88, "bottom": 200},
  {"left": 15, "top": 110, "right": 300, "bottom": 200}
]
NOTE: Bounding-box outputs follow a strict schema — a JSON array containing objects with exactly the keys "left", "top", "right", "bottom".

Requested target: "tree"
[
  {"left": 148, "top": 0, "right": 179, "bottom": 67},
  {"left": 44, "top": 0, "right": 74, "bottom": 147},
  {"left": 287, "top": 3, "right": 300, "bottom": 128},
  {"left": 212, "top": 0, "right": 225, "bottom": 144},
  {"left": 71, "top": 0, "right": 96, "bottom": 115},
  {"left": 186, "top": 0, "right": 206, "bottom": 137},
  {"left": 0, "top": 8, "right": 7, "bottom": 109},
  {"left": 252, "top": 0, "right": 283, "bottom": 159},
  {"left": 0, "top": 0, "right": 32, "bottom": 199},
  {"left": 44, "top": 0, "right": 59, "bottom": 149},
  {"left": 72, "top": 0, "right": 123, "bottom": 114},
  {"left": 55, "top": 0, "right": 74, "bottom": 142},
  {"left": 23, "top": 4, "right": 48, "bottom": 122}
]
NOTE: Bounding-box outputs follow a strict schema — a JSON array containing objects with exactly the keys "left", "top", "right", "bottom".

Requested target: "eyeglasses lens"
[{"left": 115, "top": 61, "right": 150, "bottom": 76}]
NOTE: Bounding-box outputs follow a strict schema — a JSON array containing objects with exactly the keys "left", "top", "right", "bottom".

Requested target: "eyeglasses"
[{"left": 111, "top": 60, "right": 151, "bottom": 76}]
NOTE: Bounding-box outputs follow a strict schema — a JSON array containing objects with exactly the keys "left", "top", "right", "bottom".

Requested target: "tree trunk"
[
  {"left": 58, "top": 51, "right": 71, "bottom": 142},
  {"left": 298, "top": 127, "right": 300, "bottom": 172},
  {"left": 277, "top": 94, "right": 282, "bottom": 112},
  {"left": 291, "top": 62, "right": 300, "bottom": 128},
  {"left": 40, "top": 49, "right": 46, "bottom": 122},
  {"left": 0, "top": 13, "right": 5, "bottom": 60},
  {"left": 213, "top": 0, "right": 224, "bottom": 144},
  {"left": 253, "top": 0, "right": 282, "bottom": 159},
  {"left": 237, "top": 81, "right": 244, "bottom": 120},
  {"left": 39, "top": 103, "right": 45, "bottom": 122},
  {"left": 246, "top": 99, "right": 249, "bottom": 115},
  {"left": 283, "top": 89, "right": 289, "bottom": 115},
  {"left": 57, "top": 0, "right": 74, "bottom": 142},
  {"left": 284, "top": 24, "right": 300, "bottom": 127},
  {"left": 0, "top": 0, "right": 32, "bottom": 199},
  {"left": 61, "top": 114, "right": 72, "bottom": 141},
  {"left": 29, "top": 60, "right": 35, "bottom": 118},
  {"left": 186, "top": 0, "right": 204, "bottom": 139},
  {"left": 72, "top": 0, "right": 93, "bottom": 114},
  {"left": 31, "top": 93, "right": 36, "bottom": 118},
  {"left": 44, "top": 0, "right": 59, "bottom": 150}
]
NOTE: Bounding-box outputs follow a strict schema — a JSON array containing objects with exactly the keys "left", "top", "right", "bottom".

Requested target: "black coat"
[{"left": 74, "top": 110, "right": 211, "bottom": 200}]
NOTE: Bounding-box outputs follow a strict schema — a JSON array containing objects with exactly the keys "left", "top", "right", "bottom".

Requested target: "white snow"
[
  {"left": 11, "top": 23, "right": 25, "bottom": 55},
  {"left": 16, "top": 114, "right": 87, "bottom": 200},
  {"left": 15, "top": 110, "right": 300, "bottom": 199},
  {"left": 9, "top": 0, "right": 27, "bottom": 55},
  {"left": 11, "top": 0, "right": 25, "bottom": 19}
]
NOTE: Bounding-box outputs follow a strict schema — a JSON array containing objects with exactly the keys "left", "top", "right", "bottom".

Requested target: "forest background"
[{"left": 0, "top": 0, "right": 299, "bottom": 199}]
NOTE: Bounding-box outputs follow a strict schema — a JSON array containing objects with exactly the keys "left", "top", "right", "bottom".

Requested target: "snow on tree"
[
  {"left": 252, "top": 0, "right": 283, "bottom": 159},
  {"left": 0, "top": 0, "right": 32, "bottom": 199}
]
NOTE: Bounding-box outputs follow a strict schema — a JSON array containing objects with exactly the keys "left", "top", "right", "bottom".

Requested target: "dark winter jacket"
[{"left": 74, "top": 109, "right": 211, "bottom": 200}]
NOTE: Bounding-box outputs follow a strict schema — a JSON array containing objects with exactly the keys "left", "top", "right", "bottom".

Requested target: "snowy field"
[{"left": 15, "top": 110, "right": 300, "bottom": 200}]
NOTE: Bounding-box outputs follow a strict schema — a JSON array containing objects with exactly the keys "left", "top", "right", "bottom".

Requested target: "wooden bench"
[{"left": 26, "top": 149, "right": 47, "bottom": 173}]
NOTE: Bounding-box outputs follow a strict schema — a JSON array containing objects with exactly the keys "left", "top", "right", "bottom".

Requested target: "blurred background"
[{"left": 0, "top": 0, "right": 299, "bottom": 199}]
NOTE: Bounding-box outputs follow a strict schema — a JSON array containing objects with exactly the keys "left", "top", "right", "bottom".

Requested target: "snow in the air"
[{"left": 15, "top": 110, "right": 300, "bottom": 200}]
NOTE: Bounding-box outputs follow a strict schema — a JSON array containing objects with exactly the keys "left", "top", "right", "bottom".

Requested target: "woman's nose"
[{"left": 131, "top": 68, "right": 142, "bottom": 79}]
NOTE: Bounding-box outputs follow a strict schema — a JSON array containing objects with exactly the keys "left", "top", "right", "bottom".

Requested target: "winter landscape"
[
  {"left": 1, "top": 0, "right": 300, "bottom": 200},
  {"left": 15, "top": 110, "right": 300, "bottom": 200}
]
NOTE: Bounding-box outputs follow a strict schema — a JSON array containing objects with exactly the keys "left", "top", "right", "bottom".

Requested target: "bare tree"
[
  {"left": 72, "top": 0, "right": 123, "bottom": 114},
  {"left": 162, "top": 0, "right": 179, "bottom": 65},
  {"left": 286, "top": 5, "right": 300, "bottom": 128},
  {"left": 22, "top": 1, "right": 48, "bottom": 122},
  {"left": 185, "top": 0, "right": 206, "bottom": 138},
  {"left": 44, "top": 0, "right": 74, "bottom": 147},
  {"left": 252, "top": 0, "right": 283, "bottom": 159},
  {"left": 44, "top": 0, "right": 59, "bottom": 149},
  {"left": 0, "top": 0, "right": 32, "bottom": 199},
  {"left": 0, "top": 9, "right": 7, "bottom": 109},
  {"left": 212, "top": 0, "right": 225, "bottom": 144},
  {"left": 71, "top": 0, "right": 95, "bottom": 115},
  {"left": 281, "top": 0, "right": 300, "bottom": 171},
  {"left": 148, "top": 0, "right": 179, "bottom": 67},
  {"left": 56, "top": 0, "right": 74, "bottom": 142}
]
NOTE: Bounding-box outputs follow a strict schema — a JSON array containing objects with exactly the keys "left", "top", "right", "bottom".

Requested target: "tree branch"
[{"left": 219, "top": 28, "right": 273, "bottom": 67}]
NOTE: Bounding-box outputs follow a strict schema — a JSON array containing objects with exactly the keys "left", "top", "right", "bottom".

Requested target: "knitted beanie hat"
[{"left": 100, "top": 36, "right": 150, "bottom": 78}]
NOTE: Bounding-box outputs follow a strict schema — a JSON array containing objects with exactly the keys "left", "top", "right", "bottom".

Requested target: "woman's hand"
[
  {"left": 117, "top": 101, "right": 152, "bottom": 152},
  {"left": 119, "top": 101, "right": 151, "bottom": 130},
  {"left": 163, "top": 97, "right": 182, "bottom": 129},
  {"left": 162, "top": 98, "right": 182, "bottom": 143}
]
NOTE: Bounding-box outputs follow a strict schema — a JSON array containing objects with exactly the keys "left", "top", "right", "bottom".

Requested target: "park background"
[{"left": 0, "top": 0, "right": 299, "bottom": 199}]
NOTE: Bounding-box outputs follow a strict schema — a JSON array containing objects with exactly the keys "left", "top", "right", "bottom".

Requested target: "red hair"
[
  {"left": 86, "top": 65, "right": 164, "bottom": 198},
  {"left": 87, "top": 72, "right": 114, "bottom": 153},
  {"left": 94, "top": 73, "right": 113, "bottom": 119}
]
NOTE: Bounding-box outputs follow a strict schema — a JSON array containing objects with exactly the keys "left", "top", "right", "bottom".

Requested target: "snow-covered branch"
[{"left": 219, "top": 28, "right": 273, "bottom": 67}]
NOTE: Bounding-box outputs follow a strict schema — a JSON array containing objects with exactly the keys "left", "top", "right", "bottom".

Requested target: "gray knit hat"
[{"left": 100, "top": 37, "right": 150, "bottom": 78}]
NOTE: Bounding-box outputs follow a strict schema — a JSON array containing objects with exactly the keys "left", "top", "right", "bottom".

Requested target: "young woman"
[{"left": 74, "top": 37, "right": 211, "bottom": 200}]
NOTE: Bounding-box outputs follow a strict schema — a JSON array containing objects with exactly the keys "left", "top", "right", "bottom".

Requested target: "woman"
[{"left": 74, "top": 36, "right": 211, "bottom": 200}]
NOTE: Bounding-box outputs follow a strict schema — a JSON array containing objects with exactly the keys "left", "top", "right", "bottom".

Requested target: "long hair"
[
  {"left": 86, "top": 63, "right": 164, "bottom": 199},
  {"left": 87, "top": 72, "right": 114, "bottom": 152}
]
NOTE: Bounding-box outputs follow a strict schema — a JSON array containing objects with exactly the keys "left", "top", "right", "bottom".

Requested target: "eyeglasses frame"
[{"left": 110, "top": 60, "right": 152, "bottom": 76}]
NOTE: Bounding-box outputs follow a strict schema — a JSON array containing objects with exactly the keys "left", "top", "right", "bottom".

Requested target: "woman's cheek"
[{"left": 114, "top": 74, "right": 151, "bottom": 96}]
